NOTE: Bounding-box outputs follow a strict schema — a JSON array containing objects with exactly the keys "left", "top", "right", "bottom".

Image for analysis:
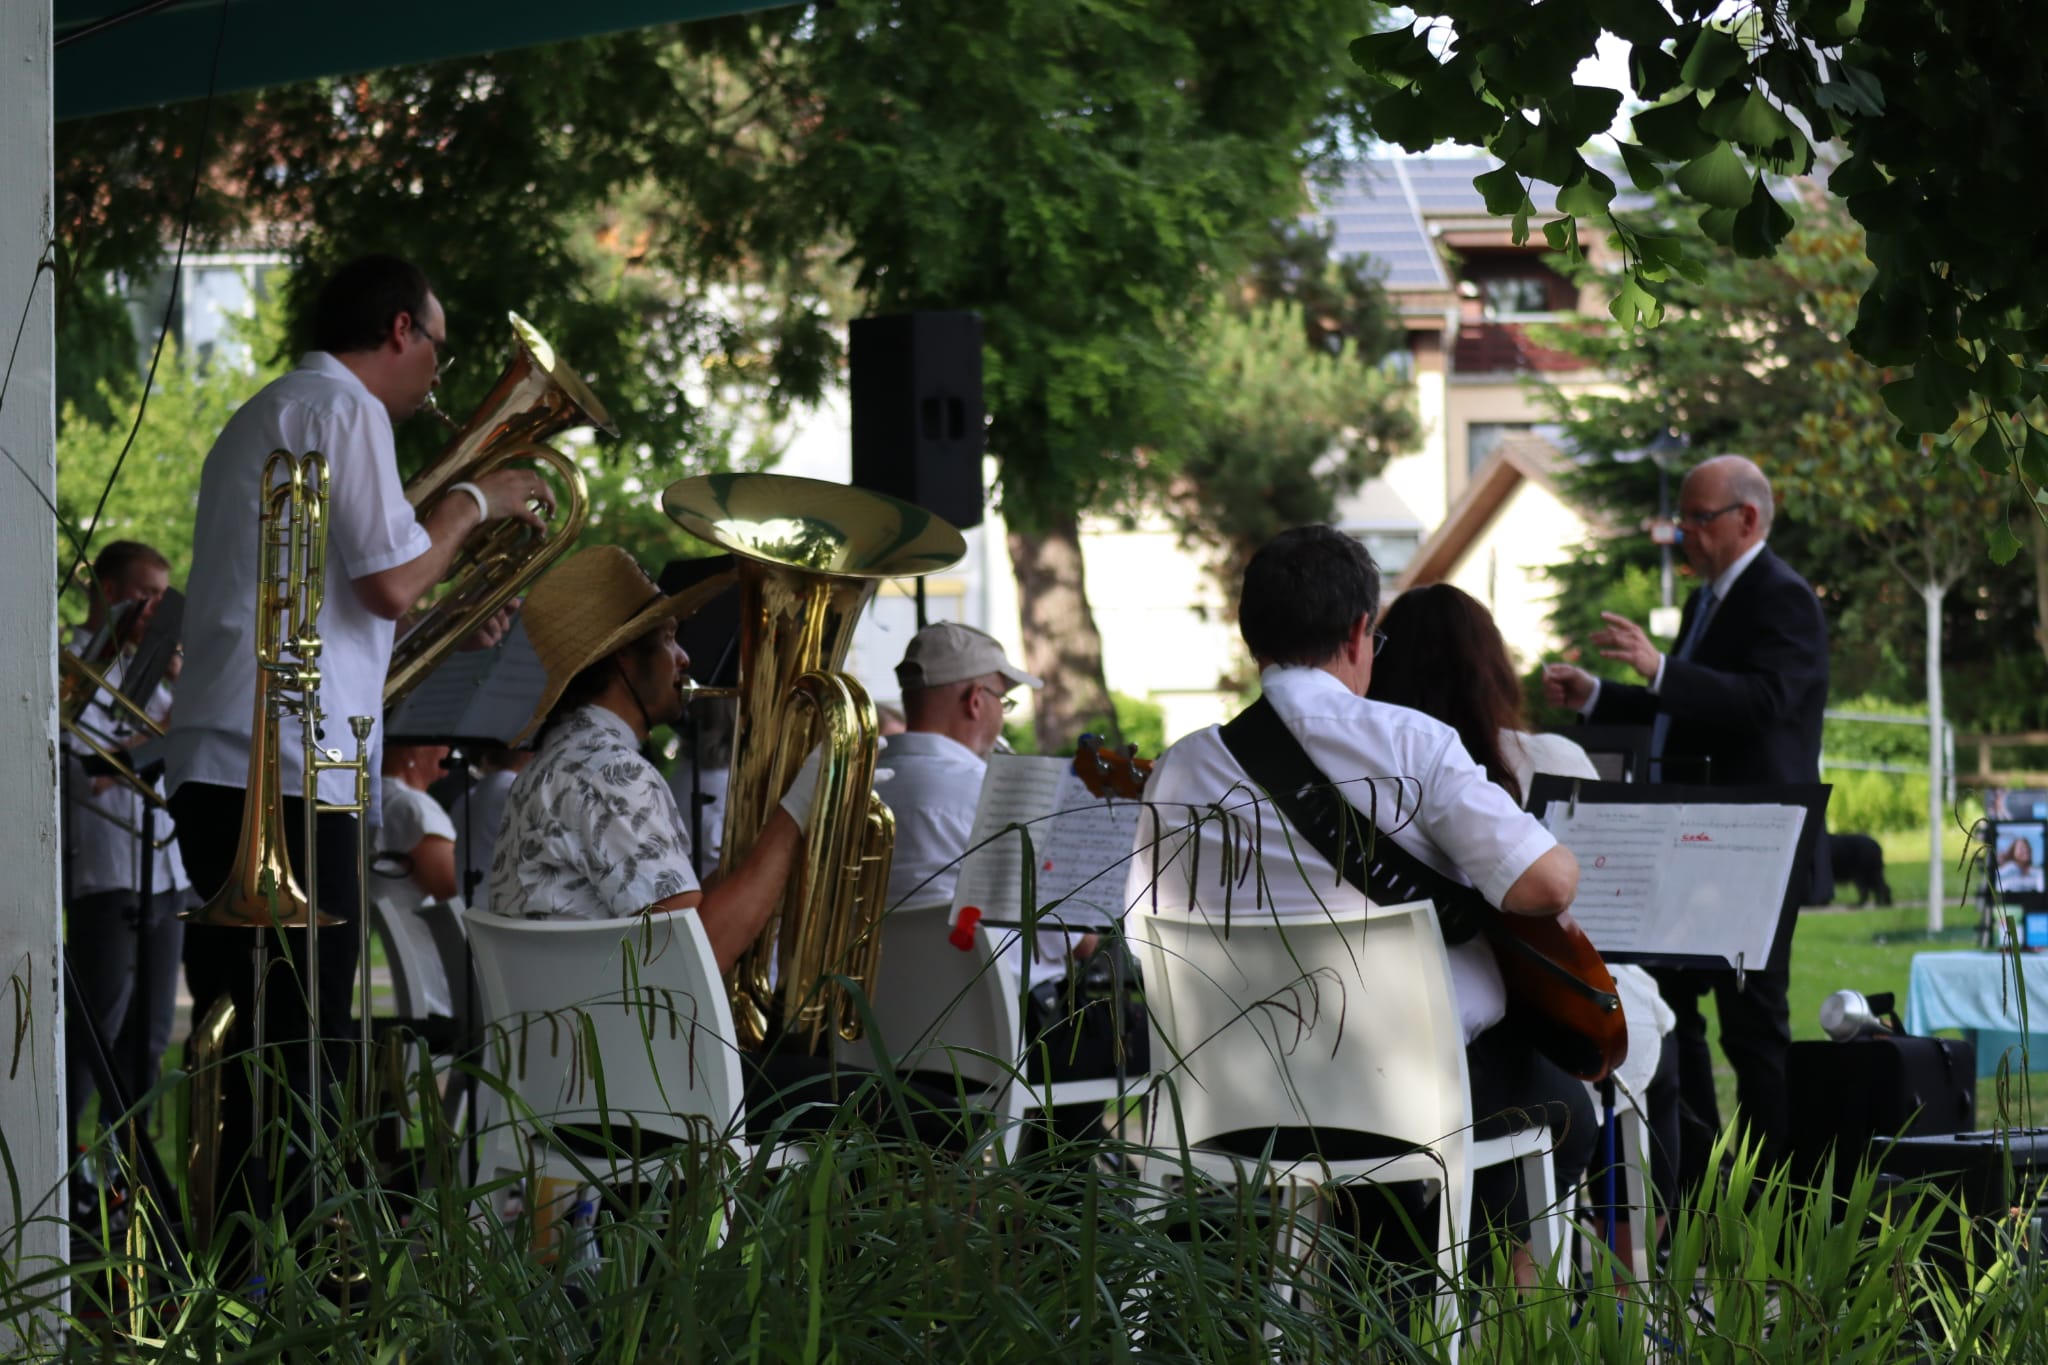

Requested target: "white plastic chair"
[
  {"left": 828, "top": 902, "right": 1026, "bottom": 1130},
  {"left": 371, "top": 895, "right": 455, "bottom": 1022},
  {"left": 1135, "top": 899, "right": 1561, "bottom": 1344},
  {"left": 463, "top": 909, "right": 750, "bottom": 1201}
]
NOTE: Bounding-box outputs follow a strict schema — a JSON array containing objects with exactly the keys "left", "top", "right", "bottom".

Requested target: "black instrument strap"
[{"left": 1217, "top": 696, "right": 1486, "bottom": 945}]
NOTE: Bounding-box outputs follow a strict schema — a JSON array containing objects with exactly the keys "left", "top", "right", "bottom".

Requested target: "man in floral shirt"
[{"left": 488, "top": 547, "right": 819, "bottom": 973}]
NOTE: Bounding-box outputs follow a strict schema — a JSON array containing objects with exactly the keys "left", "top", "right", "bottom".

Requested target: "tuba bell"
[
  {"left": 384, "top": 313, "right": 615, "bottom": 709},
  {"left": 662, "top": 473, "right": 965, "bottom": 1049}
]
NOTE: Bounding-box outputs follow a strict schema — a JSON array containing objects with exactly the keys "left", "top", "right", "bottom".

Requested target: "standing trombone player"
[{"left": 165, "top": 255, "right": 551, "bottom": 1249}]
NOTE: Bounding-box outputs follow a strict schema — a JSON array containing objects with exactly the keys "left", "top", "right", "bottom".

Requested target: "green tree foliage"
[
  {"left": 1349, "top": 3, "right": 2048, "bottom": 540},
  {"left": 709, "top": 0, "right": 1392, "bottom": 749},
  {"left": 1536, "top": 200, "right": 2041, "bottom": 732},
  {"left": 1158, "top": 224, "right": 1419, "bottom": 634},
  {"left": 55, "top": 32, "right": 838, "bottom": 495}
]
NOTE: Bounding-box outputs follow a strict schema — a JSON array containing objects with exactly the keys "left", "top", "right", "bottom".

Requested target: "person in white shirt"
[
  {"left": 373, "top": 743, "right": 459, "bottom": 1018},
  {"left": 1369, "top": 580, "right": 1680, "bottom": 1230},
  {"left": 1131, "top": 526, "right": 1592, "bottom": 1277},
  {"left": 62, "top": 541, "right": 191, "bottom": 1149},
  {"left": 165, "top": 255, "right": 554, "bottom": 1245},
  {"left": 450, "top": 743, "right": 533, "bottom": 913},
  {"left": 876, "top": 623, "right": 1039, "bottom": 911}
]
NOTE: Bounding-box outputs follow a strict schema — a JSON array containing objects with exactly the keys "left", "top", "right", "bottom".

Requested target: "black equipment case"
[{"left": 1788, "top": 1033, "right": 1975, "bottom": 1193}]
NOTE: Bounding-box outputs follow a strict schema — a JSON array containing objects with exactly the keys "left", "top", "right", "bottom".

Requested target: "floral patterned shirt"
[{"left": 487, "top": 704, "right": 698, "bottom": 920}]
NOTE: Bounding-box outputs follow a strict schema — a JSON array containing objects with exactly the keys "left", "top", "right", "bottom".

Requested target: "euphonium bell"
[
  {"left": 662, "top": 473, "right": 965, "bottom": 1048},
  {"left": 384, "top": 314, "right": 613, "bottom": 708}
]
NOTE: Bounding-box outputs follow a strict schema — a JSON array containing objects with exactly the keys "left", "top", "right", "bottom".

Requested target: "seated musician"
[
  {"left": 875, "top": 624, "right": 1129, "bottom": 1145},
  {"left": 486, "top": 546, "right": 805, "bottom": 965},
  {"left": 1369, "top": 581, "right": 1679, "bottom": 1240},
  {"left": 1129, "top": 526, "right": 1595, "bottom": 1278},
  {"left": 488, "top": 546, "right": 964, "bottom": 1143}
]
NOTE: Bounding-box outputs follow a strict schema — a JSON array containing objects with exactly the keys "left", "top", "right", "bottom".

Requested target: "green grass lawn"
[{"left": 1730, "top": 825, "right": 2048, "bottom": 1128}]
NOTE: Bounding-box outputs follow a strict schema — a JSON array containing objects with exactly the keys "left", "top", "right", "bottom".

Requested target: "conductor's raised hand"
[
  {"left": 1541, "top": 663, "right": 1595, "bottom": 711},
  {"left": 1591, "top": 611, "right": 1661, "bottom": 679},
  {"left": 473, "top": 468, "right": 557, "bottom": 531}
]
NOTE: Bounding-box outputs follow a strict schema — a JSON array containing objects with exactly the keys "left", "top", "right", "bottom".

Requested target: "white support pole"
[
  {"left": 1925, "top": 583, "right": 1945, "bottom": 935},
  {"left": 0, "top": 0, "right": 68, "bottom": 1325}
]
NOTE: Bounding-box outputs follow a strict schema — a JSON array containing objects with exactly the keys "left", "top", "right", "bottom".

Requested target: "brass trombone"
[
  {"left": 662, "top": 473, "right": 965, "bottom": 1049},
  {"left": 59, "top": 616, "right": 176, "bottom": 845}
]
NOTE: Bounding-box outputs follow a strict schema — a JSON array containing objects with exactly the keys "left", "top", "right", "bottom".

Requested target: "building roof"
[
  {"left": 1395, "top": 430, "right": 1570, "bottom": 591},
  {"left": 1314, "top": 155, "right": 1561, "bottom": 290}
]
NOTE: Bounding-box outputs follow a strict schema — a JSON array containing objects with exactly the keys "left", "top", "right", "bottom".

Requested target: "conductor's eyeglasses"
[{"left": 1677, "top": 503, "right": 1743, "bottom": 528}]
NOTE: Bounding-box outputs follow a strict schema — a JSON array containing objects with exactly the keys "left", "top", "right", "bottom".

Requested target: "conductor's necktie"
[{"left": 1650, "top": 583, "right": 1717, "bottom": 774}]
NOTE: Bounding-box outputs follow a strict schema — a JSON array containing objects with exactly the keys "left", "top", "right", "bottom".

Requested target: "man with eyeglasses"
[
  {"left": 165, "top": 254, "right": 551, "bottom": 1266},
  {"left": 1131, "top": 525, "right": 1591, "bottom": 1279},
  {"left": 1543, "top": 453, "right": 1829, "bottom": 1188},
  {"left": 875, "top": 622, "right": 1041, "bottom": 915}
]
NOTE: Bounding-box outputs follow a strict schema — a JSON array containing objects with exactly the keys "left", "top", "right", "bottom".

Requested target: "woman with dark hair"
[
  {"left": 1368, "top": 582, "right": 1591, "bottom": 806},
  {"left": 1369, "top": 581, "right": 1681, "bottom": 1250}
]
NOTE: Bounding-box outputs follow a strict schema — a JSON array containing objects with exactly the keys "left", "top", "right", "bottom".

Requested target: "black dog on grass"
[{"left": 1829, "top": 832, "right": 1892, "bottom": 907}]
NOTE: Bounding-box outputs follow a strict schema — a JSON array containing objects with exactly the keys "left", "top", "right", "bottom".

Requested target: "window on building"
[
  {"left": 1480, "top": 275, "right": 1554, "bottom": 318},
  {"left": 1467, "top": 421, "right": 1569, "bottom": 475},
  {"left": 1351, "top": 528, "right": 1421, "bottom": 576}
]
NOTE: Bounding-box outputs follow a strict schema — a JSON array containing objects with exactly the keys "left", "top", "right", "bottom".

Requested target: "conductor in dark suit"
[{"left": 1544, "top": 454, "right": 1829, "bottom": 1181}]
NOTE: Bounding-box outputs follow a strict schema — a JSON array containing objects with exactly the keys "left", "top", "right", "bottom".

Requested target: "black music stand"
[
  {"left": 1549, "top": 723, "right": 1652, "bottom": 785},
  {"left": 1525, "top": 774, "right": 1829, "bottom": 1274},
  {"left": 660, "top": 556, "right": 740, "bottom": 879}
]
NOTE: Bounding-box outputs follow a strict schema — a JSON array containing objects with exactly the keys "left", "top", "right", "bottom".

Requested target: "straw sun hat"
[{"left": 514, "top": 545, "right": 734, "bottom": 744}]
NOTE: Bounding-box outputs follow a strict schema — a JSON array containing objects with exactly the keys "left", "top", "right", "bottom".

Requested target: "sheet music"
[
  {"left": 384, "top": 617, "right": 548, "bottom": 742},
  {"left": 951, "top": 756, "right": 1141, "bottom": 929},
  {"left": 950, "top": 756, "right": 1066, "bottom": 923},
  {"left": 1543, "top": 800, "right": 1806, "bottom": 967},
  {"left": 1037, "top": 769, "right": 1144, "bottom": 923}
]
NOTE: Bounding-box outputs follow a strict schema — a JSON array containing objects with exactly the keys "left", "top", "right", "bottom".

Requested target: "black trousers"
[
  {"left": 66, "top": 887, "right": 189, "bottom": 1140},
  {"left": 173, "top": 782, "right": 363, "bottom": 1250},
  {"left": 1652, "top": 964, "right": 1791, "bottom": 1189}
]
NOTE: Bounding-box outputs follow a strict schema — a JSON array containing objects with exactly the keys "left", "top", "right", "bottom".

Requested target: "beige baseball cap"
[{"left": 895, "top": 622, "right": 1043, "bottom": 692}]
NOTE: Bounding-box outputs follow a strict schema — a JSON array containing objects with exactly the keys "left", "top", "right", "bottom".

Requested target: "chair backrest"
[
  {"left": 417, "top": 897, "right": 475, "bottom": 1034},
  {"left": 1134, "top": 900, "right": 1472, "bottom": 1172},
  {"left": 463, "top": 909, "right": 747, "bottom": 1145},
  {"left": 371, "top": 895, "right": 453, "bottom": 1020},
  {"left": 829, "top": 902, "right": 1022, "bottom": 1096}
]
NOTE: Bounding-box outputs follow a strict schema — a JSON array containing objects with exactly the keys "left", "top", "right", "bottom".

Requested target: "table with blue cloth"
[{"left": 1905, "top": 950, "right": 2048, "bottom": 1078}]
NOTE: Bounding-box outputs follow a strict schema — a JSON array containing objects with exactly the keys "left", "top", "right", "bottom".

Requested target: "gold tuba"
[
  {"left": 383, "top": 313, "right": 615, "bottom": 709},
  {"left": 663, "top": 473, "right": 965, "bottom": 1049}
]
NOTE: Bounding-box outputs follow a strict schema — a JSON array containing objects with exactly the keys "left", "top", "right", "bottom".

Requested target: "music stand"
[
  {"left": 1525, "top": 774, "right": 1830, "bottom": 1278},
  {"left": 1550, "top": 723, "right": 1651, "bottom": 784},
  {"left": 660, "top": 556, "right": 740, "bottom": 878}
]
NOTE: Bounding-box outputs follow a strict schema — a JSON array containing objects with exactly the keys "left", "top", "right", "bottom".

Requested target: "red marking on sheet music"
[{"left": 1680, "top": 833, "right": 1712, "bottom": 842}]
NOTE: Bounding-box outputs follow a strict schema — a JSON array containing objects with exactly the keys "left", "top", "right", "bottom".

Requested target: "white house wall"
[{"left": 1443, "top": 476, "right": 1582, "bottom": 670}]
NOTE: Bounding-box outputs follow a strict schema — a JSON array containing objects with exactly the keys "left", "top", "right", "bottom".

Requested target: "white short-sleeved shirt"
[
  {"left": 488, "top": 705, "right": 700, "bottom": 921},
  {"left": 165, "top": 353, "right": 433, "bottom": 813},
  {"left": 62, "top": 633, "right": 190, "bottom": 899},
  {"left": 874, "top": 732, "right": 985, "bottom": 911},
  {"left": 372, "top": 778, "right": 459, "bottom": 1016},
  {"left": 373, "top": 779, "right": 458, "bottom": 916},
  {"left": 450, "top": 767, "right": 519, "bottom": 914},
  {"left": 874, "top": 734, "right": 1073, "bottom": 988},
  {"left": 1128, "top": 666, "right": 1559, "bottom": 1042}
]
